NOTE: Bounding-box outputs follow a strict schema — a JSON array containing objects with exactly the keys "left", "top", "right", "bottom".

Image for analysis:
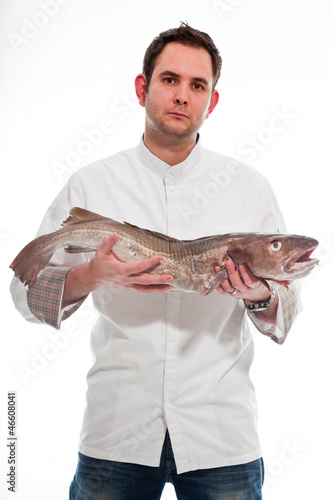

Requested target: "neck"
[{"left": 143, "top": 128, "right": 198, "bottom": 166}]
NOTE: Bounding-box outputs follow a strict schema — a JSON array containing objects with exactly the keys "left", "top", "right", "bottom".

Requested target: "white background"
[{"left": 1, "top": 0, "right": 332, "bottom": 498}]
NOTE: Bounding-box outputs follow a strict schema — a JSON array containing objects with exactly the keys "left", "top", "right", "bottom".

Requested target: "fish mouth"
[{"left": 283, "top": 246, "right": 319, "bottom": 277}]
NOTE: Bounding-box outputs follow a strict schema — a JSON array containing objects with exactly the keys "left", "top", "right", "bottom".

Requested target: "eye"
[
  {"left": 269, "top": 240, "right": 282, "bottom": 253},
  {"left": 164, "top": 78, "right": 176, "bottom": 84},
  {"left": 192, "top": 83, "right": 204, "bottom": 90}
]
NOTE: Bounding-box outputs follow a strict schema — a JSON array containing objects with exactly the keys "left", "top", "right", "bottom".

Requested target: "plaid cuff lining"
[
  {"left": 27, "top": 266, "right": 86, "bottom": 329},
  {"left": 247, "top": 282, "right": 298, "bottom": 344},
  {"left": 273, "top": 282, "right": 298, "bottom": 336}
]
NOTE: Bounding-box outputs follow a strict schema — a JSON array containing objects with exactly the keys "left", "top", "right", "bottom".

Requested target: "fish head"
[{"left": 227, "top": 233, "right": 319, "bottom": 284}]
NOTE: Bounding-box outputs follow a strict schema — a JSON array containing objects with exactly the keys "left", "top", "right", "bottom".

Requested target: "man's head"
[
  {"left": 142, "top": 22, "right": 222, "bottom": 93},
  {"left": 135, "top": 23, "right": 221, "bottom": 151}
]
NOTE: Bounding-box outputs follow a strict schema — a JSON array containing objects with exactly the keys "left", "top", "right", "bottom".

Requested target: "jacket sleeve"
[
  {"left": 248, "top": 178, "right": 302, "bottom": 344},
  {"left": 247, "top": 280, "right": 301, "bottom": 344},
  {"left": 10, "top": 173, "right": 89, "bottom": 328}
]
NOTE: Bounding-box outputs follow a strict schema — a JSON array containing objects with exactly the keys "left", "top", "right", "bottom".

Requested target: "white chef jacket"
[{"left": 10, "top": 136, "right": 299, "bottom": 474}]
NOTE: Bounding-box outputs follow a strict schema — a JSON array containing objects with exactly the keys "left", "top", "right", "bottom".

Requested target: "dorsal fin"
[
  {"left": 123, "top": 221, "right": 180, "bottom": 242},
  {"left": 62, "top": 207, "right": 114, "bottom": 227}
]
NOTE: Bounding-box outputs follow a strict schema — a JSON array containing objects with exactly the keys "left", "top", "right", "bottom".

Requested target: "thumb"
[{"left": 97, "top": 233, "right": 118, "bottom": 255}]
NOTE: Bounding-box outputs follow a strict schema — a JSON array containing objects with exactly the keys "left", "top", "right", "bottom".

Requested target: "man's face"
[{"left": 138, "top": 42, "right": 219, "bottom": 141}]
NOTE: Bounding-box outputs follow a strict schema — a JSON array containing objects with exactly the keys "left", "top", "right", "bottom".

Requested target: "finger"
[
  {"left": 97, "top": 233, "right": 118, "bottom": 254},
  {"left": 124, "top": 255, "right": 165, "bottom": 274},
  {"left": 128, "top": 273, "right": 174, "bottom": 286},
  {"left": 130, "top": 283, "right": 174, "bottom": 293},
  {"left": 238, "top": 263, "right": 258, "bottom": 287},
  {"left": 225, "top": 259, "right": 244, "bottom": 289},
  {"left": 215, "top": 285, "right": 224, "bottom": 295},
  {"left": 239, "top": 264, "right": 270, "bottom": 291},
  {"left": 220, "top": 278, "right": 236, "bottom": 294}
]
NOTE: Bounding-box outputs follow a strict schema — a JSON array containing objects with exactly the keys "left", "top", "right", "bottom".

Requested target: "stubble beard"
[
  {"left": 145, "top": 99, "right": 204, "bottom": 147},
  {"left": 146, "top": 114, "right": 202, "bottom": 148}
]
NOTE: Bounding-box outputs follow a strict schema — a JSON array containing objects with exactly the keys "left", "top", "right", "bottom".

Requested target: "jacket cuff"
[
  {"left": 27, "top": 266, "right": 87, "bottom": 329},
  {"left": 246, "top": 282, "right": 299, "bottom": 345}
]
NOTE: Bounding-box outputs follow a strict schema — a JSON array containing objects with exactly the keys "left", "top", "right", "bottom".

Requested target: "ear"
[
  {"left": 135, "top": 74, "right": 147, "bottom": 107},
  {"left": 206, "top": 89, "right": 219, "bottom": 119}
]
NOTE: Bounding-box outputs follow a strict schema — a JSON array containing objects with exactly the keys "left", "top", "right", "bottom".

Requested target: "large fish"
[{"left": 10, "top": 207, "right": 319, "bottom": 294}]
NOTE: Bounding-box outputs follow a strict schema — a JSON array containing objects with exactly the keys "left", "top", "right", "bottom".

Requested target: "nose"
[
  {"left": 173, "top": 85, "right": 188, "bottom": 106},
  {"left": 174, "top": 97, "right": 188, "bottom": 105}
]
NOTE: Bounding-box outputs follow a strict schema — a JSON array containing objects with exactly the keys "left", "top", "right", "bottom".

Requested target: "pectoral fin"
[
  {"left": 65, "top": 246, "right": 96, "bottom": 253},
  {"left": 198, "top": 267, "right": 228, "bottom": 296}
]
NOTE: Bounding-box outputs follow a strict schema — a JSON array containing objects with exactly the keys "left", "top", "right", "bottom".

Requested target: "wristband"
[{"left": 244, "top": 289, "right": 276, "bottom": 312}]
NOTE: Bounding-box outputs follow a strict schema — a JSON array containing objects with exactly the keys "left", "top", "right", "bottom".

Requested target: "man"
[{"left": 11, "top": 23, "right": 299, "bottom": 500}]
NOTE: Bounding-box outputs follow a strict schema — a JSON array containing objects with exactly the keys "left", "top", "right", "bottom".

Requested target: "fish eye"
[{"left": 269, "top": 240, "right": 282, "bottom": 253}]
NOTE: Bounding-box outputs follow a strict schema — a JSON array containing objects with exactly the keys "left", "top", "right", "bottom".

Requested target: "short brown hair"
[{"left": 143, "top": 22, "right": 222, "bottom": 92}]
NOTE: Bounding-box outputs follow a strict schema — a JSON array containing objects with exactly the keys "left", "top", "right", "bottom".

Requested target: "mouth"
[
  {"left": 283, "top": 246, "right": 319, "bottom": 276},
  {"left": 168, "top": 111, "right": 189, "bottom": 119}
]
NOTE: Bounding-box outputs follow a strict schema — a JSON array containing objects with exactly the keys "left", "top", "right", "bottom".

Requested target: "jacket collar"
[{"left": 137, "top": 134, "right": 203, "bottom": 182}]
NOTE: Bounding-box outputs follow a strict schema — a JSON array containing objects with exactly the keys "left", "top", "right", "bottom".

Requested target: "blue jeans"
[{"left": 69, "top": 431, "right": 264, "bottom": 499}]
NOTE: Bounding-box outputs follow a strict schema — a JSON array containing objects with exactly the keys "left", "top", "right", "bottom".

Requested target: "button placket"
[{"left": 163, "top": 177, "right": 181, "bottom": 427}]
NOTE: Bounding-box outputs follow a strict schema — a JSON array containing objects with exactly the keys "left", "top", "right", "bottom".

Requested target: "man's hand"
[
  {"left": 88, "top": 233, "right": 174, "bottom": 292},
  {"left": 62, "top": 233, "right": 174, "bottom": 308},
  {"left": 215, "top": 257, "right": 279, "bottom": 325},
  {"left": 215, "top": 257, "right": 271, "bottom": 303}
]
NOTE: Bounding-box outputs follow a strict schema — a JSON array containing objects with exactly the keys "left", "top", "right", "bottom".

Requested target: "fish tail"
[{"left": 9, "top": 234, "right": 55, "bottom": 289}]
